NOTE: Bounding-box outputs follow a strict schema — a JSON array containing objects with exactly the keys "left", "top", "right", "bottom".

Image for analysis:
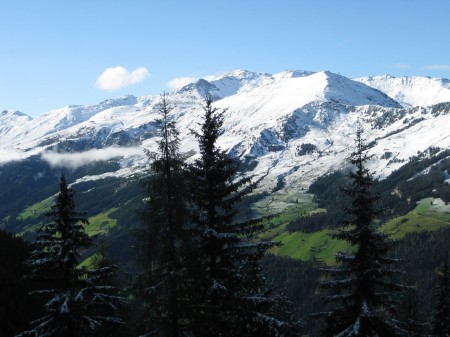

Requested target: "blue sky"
[{"left": 2, "top": 1, "right": 450, "bottom": 117}]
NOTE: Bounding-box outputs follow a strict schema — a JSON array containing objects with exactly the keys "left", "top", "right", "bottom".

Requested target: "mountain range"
[{"left": 1, "top": 69, "right": 450, "bottom": 194}]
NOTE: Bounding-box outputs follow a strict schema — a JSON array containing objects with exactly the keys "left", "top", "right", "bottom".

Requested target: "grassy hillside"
[
  {"left": 84, "top": 208, "right": 118, "bottom": 236},
  {"left": 382, "top": 197, "right": 450, "bottom": 239},
  {"left": 256, "top": 192, "right": 449, "bottom": 265},
  {"left": 17, "top": 199, "right": 118, "bottom": 237},
  {"left": 16, "top": 196, "right": 53, "bottom": 221},
  {"left": 253, "top": 192, "right": 348, "bottom": 265},
  {"left": 271, "top": 230, "right": 349, "bottom": 265}
]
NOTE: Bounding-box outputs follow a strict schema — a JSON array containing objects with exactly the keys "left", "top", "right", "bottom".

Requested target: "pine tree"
[
  {"left": 397, "top": 286, "right": 427, "bottom": 337},
  {"left": 0, "top": 230, "right": 42, "bottom": 337},
  {"left": 18, "top": 173, "right": 124, "bottom": 337},
  {"left": 186, "top": 97, "right": 301, "bottom": 337},
  {"left": 431, "top": 261, "right": 450, "bottom": 337},
  {"left": 88, "top": 240, "right": 129, "bottom": 337},
  {"left": 315, "top": 126, "right": 408, "bottom": 337},
  {"left": 137, "top": 93, "right": 190, "bottom": 337}
]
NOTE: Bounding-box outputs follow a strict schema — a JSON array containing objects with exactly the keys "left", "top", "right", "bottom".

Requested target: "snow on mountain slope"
[
  {"left": 175, "top": 69, "right": 273, "bottom": 101},
  {"left": 1, "top": 69, "right": 449, "bottom": 193},
  {"left": 0, "top": 110, "right": 33, "bottom": 138},
  {"left": 229, "top": 102, "right": 450, "bottom": 193},
  {"left": 206, "top": 69, "right": 274, "bottom": 98},
  {"left": 0, "top": 110, "right": 34, "bottom": 163},
  {"left": 212, "top": 71, "right": 401, "bottom": 156},
  {"left": 322, "top": 72, "right": 402, "bottom": 107},
  {"left": 355, "top": 75, "right": 450, "bottom": 107},
  {"left": 0, "top": 95, "right": 138, "bottom": 148}
]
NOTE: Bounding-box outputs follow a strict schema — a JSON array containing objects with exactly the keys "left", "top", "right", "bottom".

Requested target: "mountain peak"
[
  {"left": 98, "top": 95, "right": 138, "bottom": 108},
  {"left": 355, "top": 74, "right": 450, "bottom": 107},
  {"left": 175, "top": 70, "right": 272, "bottom": 100},
  {"left": 318, "top": 71, "right": 402, "bottom": 108},
  {"left": 0, "top": 109, "right": 33, "bottom": 139},
  {"left": 273, "top": 70, "right": 316, "bottom": 80},
  {"left": 1, "top": 109, "right": 32, "bottom": 119},
  {"left": 212, "top": 69, "right": 267, "bottom": 81},
  {"left": 173, "top": 69, "right": 401, "bottom": 108}
]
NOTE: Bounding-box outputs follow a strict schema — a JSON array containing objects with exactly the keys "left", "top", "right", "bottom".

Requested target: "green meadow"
[
  {"left": 17, "top": 196, "right": 54, "bottom": 220},
  {"left": 382, "top": 197, "right": 450, "bottom": 239},
  {"left": 256, "top": 194, "right": 449, "bottom": 265},
  {"left": 84, "top": 208, "right": 118, "bottom": 236}
]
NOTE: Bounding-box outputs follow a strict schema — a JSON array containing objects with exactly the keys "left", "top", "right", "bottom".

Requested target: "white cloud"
[
  {"left": 166, "top": 77, "right": 198, "bottom": 90},
  {"left": 204, "top": 70, "right": 229, "bottom": 81},
  {"left": 166, "top": 70, "right": 233, "bottom": 90},
  {"left": 424, "top": 65, "right": 450, "bottom": 71},
  {"left": 165, "top": 70, "right": 234, "bottom": 90},
  {"left": 41, "top": 147, "right": 143, "bottom": 169},
  {"left": 0, "top": 148, "right": 26, "bottom": 165},
  {"left": 96, "top": 66, "right": 149, "bottom": 91}
]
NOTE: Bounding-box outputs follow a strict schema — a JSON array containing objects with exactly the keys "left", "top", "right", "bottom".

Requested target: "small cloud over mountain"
[
  {"left": 167, "top": 77, "right": 198, "bottom": 90},
  {"left": 166, "top": 71, "right": 233, "bottom": 90},
  {"left": 0, "top": 148, "right": 25, "bottom": 164},
  {"left": 41, "top": 147, "right": 142, "bottom": 169},
  {"left": 96, "top": 66, "right": 149, "bottom": 91}
]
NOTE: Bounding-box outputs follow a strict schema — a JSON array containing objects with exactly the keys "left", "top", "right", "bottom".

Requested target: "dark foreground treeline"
[
  {"left": 3, "top": 225, "right": 448, "bottom": 336},
  {"left": 263, "top": 227, "right": 450, "bottom": 336},
  {"left": 1, "top": 96, "right": 449, "bottom": 337}
]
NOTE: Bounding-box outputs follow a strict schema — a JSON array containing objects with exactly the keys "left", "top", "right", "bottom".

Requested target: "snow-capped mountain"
[
  {"left": 1, "top": 69, "right": 450, "bottom": 192},
  {"left": 355, "top": 74, "right": 450, "bottom": 108},
  {"left": 0, "top": 110, "right": 33, "bottom": 138}
]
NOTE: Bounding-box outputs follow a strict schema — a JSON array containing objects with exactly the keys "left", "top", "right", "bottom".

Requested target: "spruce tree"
[
  {"left": 18, "top": 173, "right": 124, "bottom": 337},
  {"left": 88, "top": 241, "right": 129, "bottom": 337},
  {"left": 397, "top": 286, "right": 427, "bottom": 337},
  {"left": 186, "top": 97, "right": 301, "bottom": 337},
  {"left": 138, "top": 93, "right": 190, "bottom": 337},
  {"left": 0, "top": 230, "right": 41, "bottom": 337},
  {"left": 431, "top": 261, "right": 450, "bottom": 337},
  {"left": 315, "top": 126, "right": 408, "bottom": 337}
]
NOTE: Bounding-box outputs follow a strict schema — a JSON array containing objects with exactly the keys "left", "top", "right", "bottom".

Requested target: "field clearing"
[
  {"left": 84, "top": 208, "right": 118, "bottom": 236},
  {"left": 271, "top": 229, "right": 351, "bottom": 265},
  {"left": 17, "top": 196, "right": 54, "bottom": 220},
  {"left": 261, "top": 196, "right": 449, "bottom": 265},
  {"left": 382, "top": 198, "right": 450, "bottom": 239},
  {"left": 254, "top": 192, "right": 321, "bottom": 240}
]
